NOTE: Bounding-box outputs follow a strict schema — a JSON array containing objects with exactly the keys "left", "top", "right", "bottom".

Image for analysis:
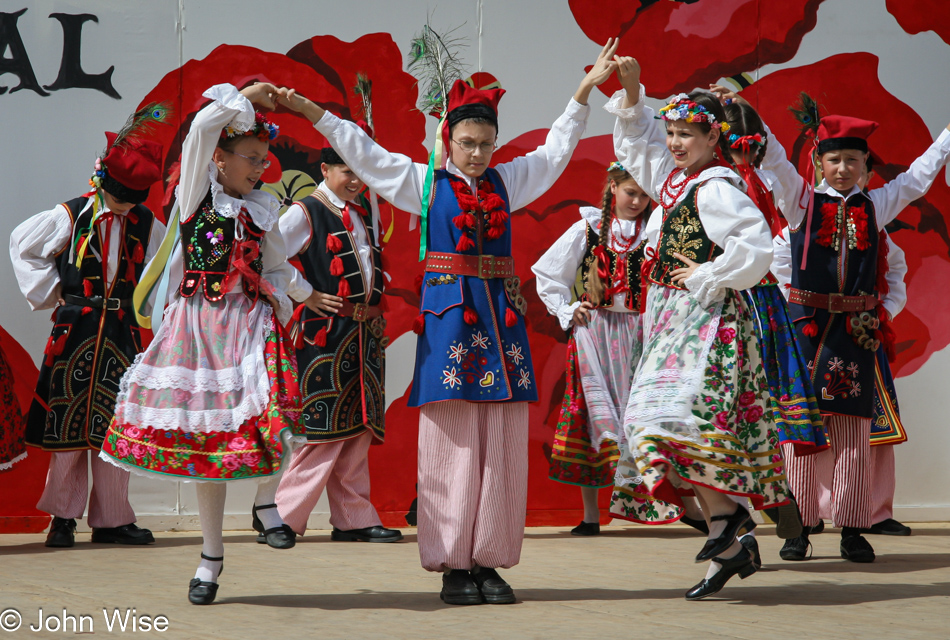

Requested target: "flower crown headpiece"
[
  {"left": 221, "top": 111, "right": 279, "bottom": 142},
  {"left": 658, "top": 94, "right": 729, "bottom": 132},
  {"left": 607, "top": 161, "right": 625, "bottom": 173}
]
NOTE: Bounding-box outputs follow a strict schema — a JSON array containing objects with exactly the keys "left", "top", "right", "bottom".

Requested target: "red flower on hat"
[
  {"left": 569, "top": 0, "right": 824, "bottom": 98},
  {"left": 742, "top": 52, "right": 950, "bottom": 376}
]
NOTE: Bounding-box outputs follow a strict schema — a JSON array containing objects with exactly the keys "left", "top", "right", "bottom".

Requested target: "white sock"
[
  {"left": 253, "top": 474, "right": 285, "bottom": 531},
  {"left": 739, "top": 529, "right": 756, "bottom": 540},
  {"left": 194, "top": 483, "right": 226, "bottom": 583},
  {"left": 703, "top": 540, "right": 743, "bottom": 580},
  {"left": 580, "top": 486, "right": 600, "bottom": 523}
]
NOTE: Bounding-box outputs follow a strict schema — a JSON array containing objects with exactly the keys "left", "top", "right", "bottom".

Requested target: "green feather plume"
[
  {"left": 407, "top": 21, "right": 467, "bottom": 116},
  {"left": 788, "top": 92, "right": 821, "bottom": 137},
  {"left": 110, "top": 102, "right": 174, "bottom": 151},
  {"left": 353, "top": 73, "right": 374, "bottom": 135}
]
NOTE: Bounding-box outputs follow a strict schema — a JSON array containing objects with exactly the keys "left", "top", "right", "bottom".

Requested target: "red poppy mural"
[
  {"left": 742, "top": 52, "right": 950, "bottom": 376},
  {"left": 570, "top": 0, "right": 825, "bottom": 98},
  {"left": 887, "top": 0, "right": 950, "bottom": 45}
]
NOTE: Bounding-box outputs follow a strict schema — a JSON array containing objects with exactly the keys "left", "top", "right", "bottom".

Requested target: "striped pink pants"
[
  {"left": 36, "top": 450, "right": 135, "bottom": 528},
  {"left": 783, "top": 415, "right": 872, "bottom": 529},
  {"left": 818, "top": 443, "right": 896, "bottom": 524},
  {"left": 417, "top": 400, "right": 528, "bottom": 572},
  {"left": 275, "top": 430, "right": 381, "bottom": 535}
]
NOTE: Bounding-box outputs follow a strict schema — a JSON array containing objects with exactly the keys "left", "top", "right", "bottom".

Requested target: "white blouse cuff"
[
  {"left": 603, "top": 85, "right": 647, "bottom": 120},
  {"left": 557, "top": 302, "right": 581, "bottom": 332},
  {"left": 203, "top": 84, "right": 255, "bottom": 132},
  {"left": 684, "top": 261, "right": 725, "bottom": 309}
]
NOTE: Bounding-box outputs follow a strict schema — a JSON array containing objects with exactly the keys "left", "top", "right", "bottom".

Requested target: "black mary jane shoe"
[
  {"left": 680, "top": 516, "right": 709, "bottom": 536},
  {"left": 685, "top": 546, "right": 757, "bottom": 601},
  {"left": 91, "top": 523, "right": 155, "bottom": 545},
  {"left": 251, "top": 503, "right": 296, "bottom": 549},
  {"left": 440, "top": 570, "right": 483, "bottom": 606},
  {"left": 695, "top": 504, "right": 751, "bottom": 563},
  {"left": 471, "top": 566, "right": 516, "bottom": 604},
  {"left": 188, "top": 553, "right": 223, "bottom": 605},
  {"left": 740, "top": 535, "right": 762, "bottom": 570},
  {"left": 330, "top": 526, "right": 404, "bottom": 543},
  {"left": 45, "top": 517, "right": 77, "bottom": 548},
  {"left": 570, "top": 521, "right": 601, "bottom": 536}
]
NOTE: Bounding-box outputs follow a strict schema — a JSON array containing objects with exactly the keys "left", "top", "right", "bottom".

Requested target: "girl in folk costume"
[
  {"left": 274, "top": 145, "right": 402, "bottom": 543},
  {"left": 99, "top": 83, "right": 312, "bottom": 605},
  {"left": 758, "top": 97, "right": 950, "bottom": 564},
  {"left": 607, "top": 56, "right": 790, "bottom": 600},
  {"left": 10, "top": 111, "right": 168, "bottom": 548},
  {"left": 276, "top": 38, "right": 620, "bottom": 605},
  {"left": 532, "top": 162, "right": 650, "bottom": 536}
]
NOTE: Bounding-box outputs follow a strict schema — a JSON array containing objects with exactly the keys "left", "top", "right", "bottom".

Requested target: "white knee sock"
[
  {"left": 253, "top": 474, "right": 284, "bottom": 531},
  {"left": 194, "top": 482, "right": 226, "bottom": 583}
]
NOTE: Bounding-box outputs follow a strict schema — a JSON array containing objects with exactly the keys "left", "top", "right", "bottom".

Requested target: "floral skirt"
[
  {"left": 611, "top": 286, "right": 790, "bottom": 524},
  {"left": 548, "top": 310, "right": 640, "bottom": 487},
  {"left": 0, "top": 346, "right": 25, "bottom": 471},
  {"left": 743, "top": 284, "right": 827, "bottom": 455},
  {"left": 100, "top": 293, "right": 302, "bottom": 481}
]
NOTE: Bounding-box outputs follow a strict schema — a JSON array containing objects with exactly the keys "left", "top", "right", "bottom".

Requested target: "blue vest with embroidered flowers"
[
  {"left": 789, "top": 190, "right": 879, "bottom": 417},
  {"left": 408, "top": 168, "right": 536, "bottom": 406}
]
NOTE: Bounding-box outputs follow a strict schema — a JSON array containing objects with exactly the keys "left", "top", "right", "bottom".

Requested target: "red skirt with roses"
[
  {"left": 100, "top": 292, "right": 302, "bottom": 481},
  {"left": 611, "top": 287, "right": 790, "bottom": 524}
]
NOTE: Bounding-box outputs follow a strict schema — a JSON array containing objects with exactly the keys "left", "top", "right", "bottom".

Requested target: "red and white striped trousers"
[
  {"left": 36, "top": 450, "right": 136, "bottom": 528},
  {"left": 275, "top": 430, "right": 381, "bottom": 535},
  {"left": 417, "top": 400, "right": 528, "bottom": 572},
  {"left": 818, "top": 443, "right": 896, "bottom": 524},
  {"left": 782, "top": 415, "right": 872, "bottom": 529}
]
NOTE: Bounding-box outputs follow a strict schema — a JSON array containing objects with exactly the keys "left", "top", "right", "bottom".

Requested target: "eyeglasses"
[
  {"left": 229, "top": 151, "right": 272, "bottom": 169},
  {"left": 451, "top": 139, "right": 497, "bottom": 155}
]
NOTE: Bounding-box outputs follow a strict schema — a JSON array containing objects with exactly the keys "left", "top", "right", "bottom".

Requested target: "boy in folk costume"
[
  {"left": 274, "top": 146, "right": 402, "bottom": 543},
  {"left": 9, "top": 109, "right": 168, "bottom": 547},
  {"left": 277, "top": 39, "right": 620, "bottom": 604},
  {"left": 761, "top": 110, "right": 950, "bottom": 562}
]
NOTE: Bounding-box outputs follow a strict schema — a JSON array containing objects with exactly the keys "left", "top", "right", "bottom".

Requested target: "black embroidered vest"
[
  {"left": 578, "top": 222, "right": 646, "bottom": 311},
  {"left": 650, "top": 181, "right": 722, "bottom": 289},
  {"left": 179, "top": 192, "right": 264, "bottom": 301}
]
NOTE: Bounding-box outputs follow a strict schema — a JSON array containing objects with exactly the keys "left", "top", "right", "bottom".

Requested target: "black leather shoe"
[
  {"left": 91, "top": 523, "right": 155, "bottom": 545},
  {"left": 779, "top": 528, "right": 812, "bottom": 561},
  {"left": 685, "top": 546, "right": 757, "bottom": 601},
  {"left": 680, "top": 516, "right": 709, "bottom": 535},
  {"left": 740, "top": 535, "right": 762, "bottom": 570},
  {"left": 252, "top": 503, "right": 296, "bottom": 549},
  {"left": 471, "top": 567, "right": 516, "bottom": 604},
  {"left": 330, "top": 526, "right": 403, "bottom": 543},
  {"left": 812, "top": 519, "right": 825, "bottom": 534},
  {"left": 570, "top": 521, "right": 600, "bottom": 536},
  {"left": 188, "top": 553, "right": 223, "bottom": 605},
  {"left": 695, "top": 504, "right": 750, "bottom": 562},
  {"left": 840, "top": 533, "right": 875, "bottom": 563},
  {"left": 440, "top": 570, "right": 482, "bottom": 605},
  {"left": 866, "top": 518, "right": 911, "bottom": 536},
  {"left": 45, "top": 517, "right": 77, "bottom": 548}
]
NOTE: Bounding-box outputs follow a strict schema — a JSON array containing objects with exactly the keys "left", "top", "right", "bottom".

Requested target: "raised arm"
[
  {"left": 759, "top": 123, "right": 810, "bottom": 229},
  {"left": 869, "top": 126, "right": 950, "bottom": 226}
]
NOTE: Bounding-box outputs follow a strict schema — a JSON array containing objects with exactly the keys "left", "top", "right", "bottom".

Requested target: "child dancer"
[
  {"left": 99, "top": 82, "right": 313, "bottom": 604},
  {"left": 10, "top": 113, "right": 167, "bottom": 547},
  {"left": 532, "top": 162, "right": 650, "bottom": 536},
  {"left": 276, "top": 40, "right": 619, "bottom": 604},
  {"left": 274, "top": 146, "right": 402, "bottom": 543},
  {"left": 608, "top": 55, "right": 790, "bottom": 600},
  {"left": 759, "top": 103, "right": 950, "bottom": 563}
]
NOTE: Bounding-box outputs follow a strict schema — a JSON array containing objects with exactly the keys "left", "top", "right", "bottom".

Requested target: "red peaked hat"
[
  {"left": 817, "top": 115, "right": 879, "bottom": 155},
  {"left": 100, "top": 132, "right": 164, "bottom": 203},
  {"left": 441, "top": 79, "right": 506, "bottom": 164}
]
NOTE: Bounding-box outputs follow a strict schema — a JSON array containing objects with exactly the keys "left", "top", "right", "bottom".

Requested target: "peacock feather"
[
  {"left": 353, "top": 73, "right": 374, "bottom": 136},
  {"left": 406, "top": 21, "right": 467, "bottom": 116},
  {"left": 788, "top": 91, "right": 821, "bottom": 137},
  {"left": 109, "top": 102, "right": 174, "bottom": 152}
]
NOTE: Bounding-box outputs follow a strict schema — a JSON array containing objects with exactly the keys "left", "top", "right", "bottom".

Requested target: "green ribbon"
[{"left": 419, "top": 113, "right": 447, "bottom": 261}]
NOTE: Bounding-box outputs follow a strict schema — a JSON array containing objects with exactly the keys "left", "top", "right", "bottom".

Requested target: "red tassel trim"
[
  {"left": 414, "top": 273, "right": 425, "bottom": 295},
  {"left": 43, "top": 333, "right": 68, "bottom": 366},
  {"left": 337, "top": 278, "right": 351, "bottom": 298},
  {"left": 330, "top": 256, "right": 344, "bottom": 276},
  {"left": 505, "top": 307, "right": 518, "bottom": 327},
  {"left": 83, "top": 279, "right": 94, "bottom": 296},
  {"left": 412, "top": 313, "right": 426, "bottom": 335},
  {"left": 132, "top": 241, "right": 145, "bottom": 264},
  {"left": 802, "top": 320, "right": 819, "bottom": 337},
  {"left": 81, "top": 307, "right": 93, "bottom": 316},
  {"left": 463, "top": 306, "right": 478, "bottom": 325},
  {"left": 314, "top": 326, "right": 328, "bottom": 347},
  {"left": 326, "top": 233, "right": 343, "bottom": 253},
  {"left": 455, "top": 234, "right": 475, "bottom": 252}
]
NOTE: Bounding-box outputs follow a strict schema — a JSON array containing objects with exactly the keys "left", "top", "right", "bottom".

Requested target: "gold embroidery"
[{"left": 663, "top": 204, "right": 705, "bottom": 261}]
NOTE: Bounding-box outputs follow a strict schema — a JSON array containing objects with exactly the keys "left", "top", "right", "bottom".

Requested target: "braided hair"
[
  {"left": 723, "top": 102, "right": 769, "bottom": 168},
  {"left": 586, "top": 165, "right": 636, "bottom": 305}
]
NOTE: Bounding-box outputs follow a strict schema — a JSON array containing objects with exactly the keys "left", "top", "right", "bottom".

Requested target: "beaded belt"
[
  {"left": 425, "top": 252, "right": 515, "bottom": 279},
  {"left": 788, "top": 288, "right": 877, "bottom": 313}
]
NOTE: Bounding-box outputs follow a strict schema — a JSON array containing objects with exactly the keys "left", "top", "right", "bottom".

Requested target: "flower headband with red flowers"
[
  {"left": 221, "top": 111, "right": 279, "bottom": 142},
  {"left": 658, "top": 93, "right": 730, "bottom": 132}
]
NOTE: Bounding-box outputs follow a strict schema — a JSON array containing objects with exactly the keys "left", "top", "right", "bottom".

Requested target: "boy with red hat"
[
  {"left": 761, "top": 111, "right": 950, "bottom": 562},
  {"left": 274, "top": 144, "right": 402, "bottom": 544},
  {"left": 10, "top": 110, "right": 168, "bottom": 548},
  {"left": 277, "top": 40, "right": 619, "bottom": 604}
]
